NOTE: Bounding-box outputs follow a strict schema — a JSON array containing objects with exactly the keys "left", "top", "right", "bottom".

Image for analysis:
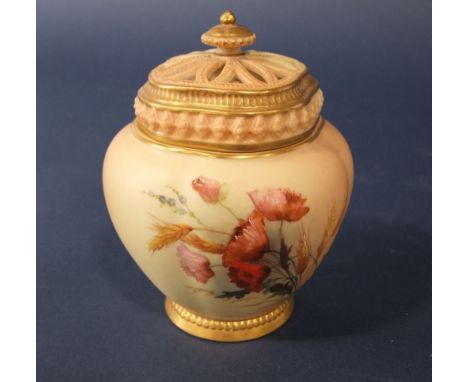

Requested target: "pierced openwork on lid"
[
  {"left": 134, "top": 10, "right": 324, "bottom": 152},
  {"left": 149, "top": 51, "right": 306, "bottom": 88},
  {"left": 138, "top": 50, "right": 318, "bottom": 116}
]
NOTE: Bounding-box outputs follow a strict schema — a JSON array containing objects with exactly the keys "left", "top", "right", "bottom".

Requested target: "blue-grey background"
[{"left": 37, "top": 0, "right": 431, "bottom": 381}]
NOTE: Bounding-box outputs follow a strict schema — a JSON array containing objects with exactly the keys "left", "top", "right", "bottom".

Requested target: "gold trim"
[
  {"left": 165, "top": 298, "right": 294, "bottom": 342},
  {"left": 219, "top": 10, "right": 237, "bottom": 25},
  {"left": 132, "top": 116, "right": 324, "bottom": 159},
  {"left": 138, "top": 73, "right": 317, "bottom": 116}
]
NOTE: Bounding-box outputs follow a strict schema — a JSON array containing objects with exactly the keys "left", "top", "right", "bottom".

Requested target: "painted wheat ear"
[
  {"left": 182, "top": 234, "right": 226, "bottom": 254},
  {"left": 148, "top": 223, "right": 192, "bottom": 252}
]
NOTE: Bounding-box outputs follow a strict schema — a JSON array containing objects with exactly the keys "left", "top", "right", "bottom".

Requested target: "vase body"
[{"left": 103, "top": 120, "right": 353, "bottom": 322}]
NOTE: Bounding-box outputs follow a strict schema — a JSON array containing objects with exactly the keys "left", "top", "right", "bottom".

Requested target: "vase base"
[{"left": 164, "top": 297, "right": 294, "bottom": 342}]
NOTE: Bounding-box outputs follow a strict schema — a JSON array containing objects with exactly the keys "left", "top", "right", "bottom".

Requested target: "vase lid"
[{"left": 134, "top": 10, "right": 324, "bottom": 154}]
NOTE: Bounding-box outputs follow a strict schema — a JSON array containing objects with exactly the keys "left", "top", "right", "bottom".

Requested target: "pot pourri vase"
[{"left": 103, "top": 10, "right": 354, "bottom": 341}]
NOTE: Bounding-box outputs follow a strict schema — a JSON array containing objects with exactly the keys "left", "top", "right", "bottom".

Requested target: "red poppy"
[
  {"left": 223, "top": 210, "right": 269, "bottom": 267},
  {"left": 227, "top": 261, "right": 271, "bottom": 293},
  {"left": 248, "top": 188, "right": 310, "bottom": 222}
]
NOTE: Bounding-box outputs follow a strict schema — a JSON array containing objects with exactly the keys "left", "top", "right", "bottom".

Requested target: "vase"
[{"left": 103, "top": 10, "right": 354, "bottom": 341}]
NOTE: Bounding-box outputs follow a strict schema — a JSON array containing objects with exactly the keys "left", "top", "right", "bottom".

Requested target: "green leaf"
[
  {"left": 216, "top": 290, "right": 250, "bottom": 300},
  {"left": 266, "top": 283, "right": 293, "bottom": 296}
]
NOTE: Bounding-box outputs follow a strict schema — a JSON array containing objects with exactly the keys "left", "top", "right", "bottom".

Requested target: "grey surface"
[{"left": 37, "top": 0, "right": 431, "bottom": 381}]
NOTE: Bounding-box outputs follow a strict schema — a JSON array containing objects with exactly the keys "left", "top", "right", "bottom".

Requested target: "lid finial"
[
  {"left": 201, "top": 10, "right": 256, "bottom": 55},
  {"left": 220, "top": 10, "right": 236, "bottom": 25}
]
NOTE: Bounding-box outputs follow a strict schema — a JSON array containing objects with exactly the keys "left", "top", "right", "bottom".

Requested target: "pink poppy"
[
  {"left": 192, "top": 176, "right": 221, "bottom": 204},
  {"left": 176, "top": 244, "right": 214, "bottom": 284},
  {"left": 248, "top": 188, "right": 310, "bottom": 222}
]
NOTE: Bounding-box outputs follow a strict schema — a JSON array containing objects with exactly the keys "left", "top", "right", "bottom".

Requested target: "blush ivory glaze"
[{"left": 103, "top": 10, "right": 353, "bottom": 341}]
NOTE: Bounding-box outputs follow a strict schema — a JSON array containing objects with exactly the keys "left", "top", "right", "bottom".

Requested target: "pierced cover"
[{"left": 134, "top": 10, "right": 324, "bottom": 151}]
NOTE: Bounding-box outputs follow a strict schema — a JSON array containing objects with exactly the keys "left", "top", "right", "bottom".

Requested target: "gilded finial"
[
  {"left": 220, "top": 10, "right": 236, "bottom": 25},
  {"left": 201, "top": 10, "right": 256, "bottom": 55}
]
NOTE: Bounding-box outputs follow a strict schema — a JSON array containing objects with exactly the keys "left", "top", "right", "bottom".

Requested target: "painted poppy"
[
  {"left": 248, "top": 188, "right": 310, "bottom": 222},
  {"left": 177, "top": 244, "right": 215, "bottom": 284},
  {"left": 223, "top": 210, "right": 269, "bottom": 266},
  {"left": 227, "top": 261, "right": 271, "bottom": 293},
  {"left": 192, "top": 176, "right": 222, "bottom": 204}
]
